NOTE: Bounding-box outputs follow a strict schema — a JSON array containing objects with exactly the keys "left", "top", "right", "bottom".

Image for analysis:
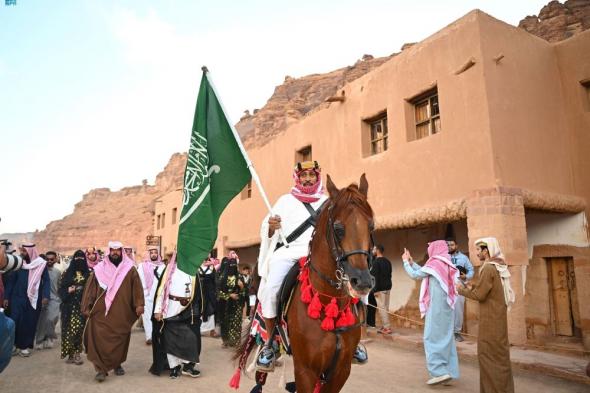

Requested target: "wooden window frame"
[
  {"left": 411, "top": 88, "right": 440, "bottom": 140},
  {"left": 171, "top": 208, "right": 177, "bottom": 225},
  {"left": 161, "top": 212, "right": 166, "bottom": 229},
  {"left": 368, "top": 114, "right": 388, "bottom": 156},
  {"left": 295, "top": 145, "right": 312, "bottom": 164}
]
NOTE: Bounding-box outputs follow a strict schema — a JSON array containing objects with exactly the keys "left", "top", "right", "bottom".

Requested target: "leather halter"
[{"left": 308, "top": 199, "right": 375, "bottom": 290}]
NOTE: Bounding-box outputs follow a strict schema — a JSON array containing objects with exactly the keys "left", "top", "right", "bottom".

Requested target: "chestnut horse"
[{"left": 236, "top": 174, "right": 375, "bottom": 393}]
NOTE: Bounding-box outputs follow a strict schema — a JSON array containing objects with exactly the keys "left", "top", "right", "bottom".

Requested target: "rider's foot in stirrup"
[
  {"left": 256, "top": 346, "right": 276, "bottom": 372},
  {"left": 352, "top": 344, "right": 368, "bottom": 365}
]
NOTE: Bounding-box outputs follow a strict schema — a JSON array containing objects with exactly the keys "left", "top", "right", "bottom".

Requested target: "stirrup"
[
  {"left": 255, "top": 346, "right": 276, "bottom": 372},
  {"left": 352, "top": 343, "right": 368, "bottom": 365}
]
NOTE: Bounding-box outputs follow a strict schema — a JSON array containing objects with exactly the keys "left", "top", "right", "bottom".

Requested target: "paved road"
[{"left": 1, "top": 329, "right": 587, "bottom": 393}]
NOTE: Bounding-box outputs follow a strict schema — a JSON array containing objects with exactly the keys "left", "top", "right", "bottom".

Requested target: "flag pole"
[{"left": 202, "top": 66, "right": 289, "bottom": 247}]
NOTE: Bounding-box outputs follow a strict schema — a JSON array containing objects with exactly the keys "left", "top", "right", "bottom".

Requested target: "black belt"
[{"left": 168, "top": 295, "right": 191, "bottom": 306}]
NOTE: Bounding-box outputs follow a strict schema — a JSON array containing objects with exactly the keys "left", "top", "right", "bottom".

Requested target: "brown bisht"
[
  {"left": 458, "top": 263, "right": 514, "bottom": 393},
  {"left": 81, "top": 269, "right": 144, "bottom": 374}
]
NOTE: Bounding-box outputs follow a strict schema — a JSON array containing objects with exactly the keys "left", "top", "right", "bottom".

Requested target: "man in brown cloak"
[
  {"left": 82, "top": 241, "right": 144, "bottom": 382},
  {"left": 457, "top": 237, "right": 515, "bottom": 393}
]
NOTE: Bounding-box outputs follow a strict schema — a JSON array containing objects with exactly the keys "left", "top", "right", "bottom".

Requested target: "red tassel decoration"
[
  {"left": 324, "top": 298, "right": 339, "bottom": 318},
  {"left": 343, "top": 306, "right": 355, "bottom": 325},
  {"left": 335, "top": 311, "right": 348, "bottom": 328},
  {"left": 321, "top": 316, "right": 335, "bottom": 331},
  {"left": 308, "top": 292, "right": 322, "bottom": 319},
  {"left": 313, "top": 380, "right": 322, "bottom": 393},
  {"left": 352, "top": 298, "right": 360, "bottom": 305},
  {"left": 301, "top": 284, "right": 313, "bottom": 304},
  {"left": 229, "top": 367, "right": 241, "bottom": 389},
  {"left": 298, "top": 267, "right": 309, "bottom": 283}
]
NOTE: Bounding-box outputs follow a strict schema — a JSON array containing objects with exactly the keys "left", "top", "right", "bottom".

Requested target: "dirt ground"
[{"left": 0, "top": 329, "right": 587, "bottom": 393}]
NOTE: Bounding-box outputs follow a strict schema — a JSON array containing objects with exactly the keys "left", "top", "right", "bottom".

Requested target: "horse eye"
[{"left": 334, "top": 221, "right": 345, "bottom": 239}]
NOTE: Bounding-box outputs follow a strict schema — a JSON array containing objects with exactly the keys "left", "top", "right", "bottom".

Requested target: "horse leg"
[
  {"left": 294, "top": 365, "right": 320, "bottom": 393},
  {"left": 320, "top": 361, "right": 352, "bottom": 393}
]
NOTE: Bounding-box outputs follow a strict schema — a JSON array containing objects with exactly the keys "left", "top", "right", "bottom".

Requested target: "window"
[
  {"left": 295, "top": 145, "right": 312, "bottom": 163},
  {"left": 156, "top": 214, "right": 161, "bottom": 230},
  {"left": 411, "top": 88, "right": 440, "bottom": 140},
  {"left": 241, "top": 179, "right": 252, "bottom": 200},
  {"left": 161, "top": 212, "right": 166, "bottom": 228},
  {"left": 581, "top": 79, "right": 590, "bottom": 111},
  {"left": 368, "top": 114, "right": 388, "bottom": 155},
  {"left": 172, "top": 208, "right": 178, "bottom": 225}
]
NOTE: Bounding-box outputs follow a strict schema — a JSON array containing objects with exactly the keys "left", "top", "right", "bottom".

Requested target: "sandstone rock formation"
[
  {"left": 34, "top": 153, "right": 187, "bottom": 256},
  {"left": 0, "top": 232, "right": 34, "bottom": 249},
  {"left": 235, "top": 54, "right": 395, "bottom": 148},
  {"left": 519, "top": 0, "right": 590, "bottom": 42}
]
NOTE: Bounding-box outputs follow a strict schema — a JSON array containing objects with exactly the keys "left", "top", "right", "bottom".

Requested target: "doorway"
[{"left": 548, "top": 257, "right": 581, "bottom": 338}]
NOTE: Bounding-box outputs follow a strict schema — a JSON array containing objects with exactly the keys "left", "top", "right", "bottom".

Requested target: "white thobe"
[
  {"left": 138, "top": 262, "right": 165, "bottom": 340},
  {"left": 257, "top": 193, "right": 328, "bottom": 318},
  {"left": 154, "top": 267, "right": 196, "bottom": 367}
]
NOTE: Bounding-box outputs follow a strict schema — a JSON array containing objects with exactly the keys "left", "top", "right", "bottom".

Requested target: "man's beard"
[
  {"left": 21, "top": 253, "right": 30, "bottom": 263},
  {"left": 109, "top": 254, "right": 122, "bottom": 265},
  {"left": 150, "top": 255, "right": 158, "bottom": 262}
]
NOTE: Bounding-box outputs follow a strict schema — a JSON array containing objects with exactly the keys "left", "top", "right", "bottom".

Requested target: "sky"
[{"left": 0, "top": 0, "right": 549, "bottom": 233}]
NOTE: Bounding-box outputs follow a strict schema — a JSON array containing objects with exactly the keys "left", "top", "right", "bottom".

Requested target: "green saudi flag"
[{"left": 176, "top": 70, "right": 251, "bottom": 275}]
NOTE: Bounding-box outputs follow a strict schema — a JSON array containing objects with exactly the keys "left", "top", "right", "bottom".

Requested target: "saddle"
[{"left": 250, "top": 260, "right": 301, "bottom": 356}]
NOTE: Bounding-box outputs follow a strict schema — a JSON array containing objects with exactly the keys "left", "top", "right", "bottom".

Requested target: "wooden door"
[{"left": 550, "top": 258, "right": 573, "bottom": 336}]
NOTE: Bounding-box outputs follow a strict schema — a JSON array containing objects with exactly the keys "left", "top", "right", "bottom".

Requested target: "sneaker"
[
  {"left": 44, "top": 339, "right": 54, "bottom": 349},
  {"left": 454, "top": 333, "right": 464, "bottom": 342},
  {"left": 19, "top": 349, "right": 31, "bottom": 357},
  {"left": 427, "top": 374, "right": 452, "bottom": 385},
  {"left": 35, "top": 342, "right": 45, "bottom": 350},
  {"left": 169, "top": 365, "right": 181, "bottom": 379},
  {"left": 12, "top": 347, "right": 19, "bottom": 356},
  {"left": 352, "top": 343, "right": 368, "bottom": 365},
  {"left": 74, "top": 353, "right": 84, "bottom": 365},
  {"left": 114, "top": 366, "right": 125, "bottom": 376},
  {"left": 95, "top": 372, "right": 106, "bottom": 382},
  {"left": 182, "top": 363, "right": 201, "bottom": 378},
  {"left": 255, "top": 346, "right": 275, "bottom": 372}
]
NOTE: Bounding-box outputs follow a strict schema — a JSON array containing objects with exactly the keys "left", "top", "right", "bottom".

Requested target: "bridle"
[{"left": 308, "top": 200, "right": 375, "bottom": 290}]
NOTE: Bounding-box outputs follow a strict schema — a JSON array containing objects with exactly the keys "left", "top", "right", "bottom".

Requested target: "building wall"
[
  {"left": 478, "top": 15, "right": 577, "bottom": 196},
  {"left": 154, "top": 189, "right": 182, "bottom": 255},
  {"left": 218, "top": 10, "right": 502, "bottom": 248},
  {"left": 554, "top": 30, "right": 590, "bottom": 220}
]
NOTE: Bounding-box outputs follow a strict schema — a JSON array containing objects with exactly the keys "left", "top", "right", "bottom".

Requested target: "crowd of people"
[
  {"left": 0, "top": 159, "right": 528, "bottom": 393},
  {"left": 0, "top": 241, "right": 254, "bottom": 382}
]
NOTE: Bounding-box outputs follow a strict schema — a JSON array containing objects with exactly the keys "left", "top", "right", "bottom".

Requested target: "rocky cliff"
[
  {"left": 34, "top": 153, "right": 187, "bottom": 255},
  {"left": 519, "top": 0, "right": 590, "bottom": 42}
]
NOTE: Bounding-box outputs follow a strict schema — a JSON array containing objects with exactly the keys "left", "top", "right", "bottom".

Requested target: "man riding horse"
[{"left": 256, "top": 160, "right": 368, "bottom": 371}]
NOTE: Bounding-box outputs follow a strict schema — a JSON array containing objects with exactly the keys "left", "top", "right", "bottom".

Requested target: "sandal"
[{"left": 74, "top": 353, "right": 84, "bottom": 365}]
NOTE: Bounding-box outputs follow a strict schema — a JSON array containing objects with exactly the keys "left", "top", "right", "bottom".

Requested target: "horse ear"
[
  {"left": 359, "top": 173, "right": 368, "bottom": 197},
  {"left": 326, "top": 174, "right": 339, "bottom": 198}
]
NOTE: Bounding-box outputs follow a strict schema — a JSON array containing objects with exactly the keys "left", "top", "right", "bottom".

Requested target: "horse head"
[{"left": 322, "top": 173, "right": 375, "bottom": 298}]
